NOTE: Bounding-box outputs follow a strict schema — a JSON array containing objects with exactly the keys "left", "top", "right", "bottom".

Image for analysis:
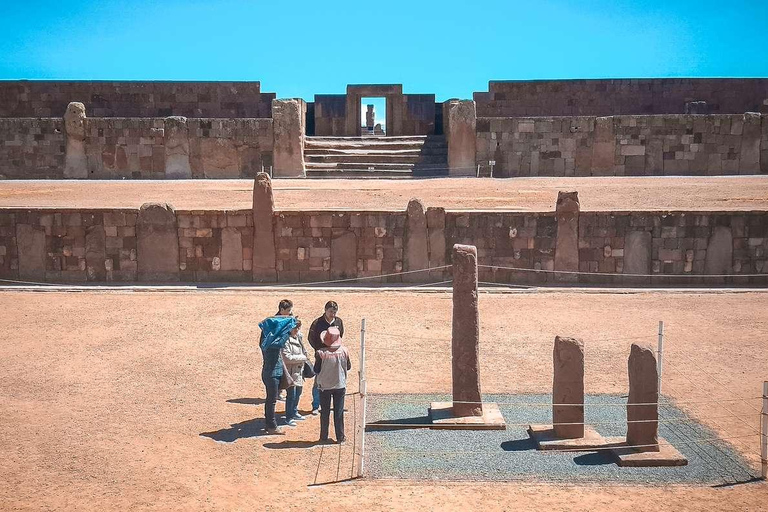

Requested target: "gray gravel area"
[{"left": 364, "top": 394, "right": 757, "bottom": 485}]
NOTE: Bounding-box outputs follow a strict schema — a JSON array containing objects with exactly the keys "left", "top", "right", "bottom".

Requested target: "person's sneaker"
[
  {"left": 265, "top": 427, "right": 285, "bottom": 435},
  {"left": 337, "top": 437, "right": 346, "bottom": 445},
  {"left": 292, "top": 413, "right": 306, "bottom": 421},
  {"left": 311, "top": 409, "right": 320, "bottom": 416},
  {"left": 318, "top": 438, "right": 332, "bottom": 444},
  {"left": 285, "top": 419, "right": 297, "bottom": 427},
  {"left": 277, "top": 391, "right": 286, "bottom": 402}
]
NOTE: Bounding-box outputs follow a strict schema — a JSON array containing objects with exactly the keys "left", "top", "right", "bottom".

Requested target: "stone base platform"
[
  {"left": 610, "top": 438, "right": 689, "bottom": 467},
  {"left": 527, "top": 424, "right": 620, "bottom": 451},
  {"left": 428, "top": 402, "right": 506, "bottom": 430}
]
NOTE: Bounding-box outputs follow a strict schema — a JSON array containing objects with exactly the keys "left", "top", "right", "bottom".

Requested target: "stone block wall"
[
  {"left": 476, "top": 114, "right": 766, "bottom": 177},
  {"left": 0, "top": 81, "right": 275, "bottom": 118},
  {"left": 83, "top": 118, "right": 167, "bottom": 178},
  {"left": 475, "top": 79, "right": 768, "bottom": 117},
  {"left": 0, "top": 118, "right": 66, "bottom": 178},
  {"left": 187, "top": 118, "right": 274, "bottom": 178},
  {"left": 274, "top": 211, "right": 406, "bottom": 282},
  {"left": 402, "top": 95, "right": 436, "bottom": 135},
  {"left": 313, "top": 95, "right": 347, "bottom": 136}
]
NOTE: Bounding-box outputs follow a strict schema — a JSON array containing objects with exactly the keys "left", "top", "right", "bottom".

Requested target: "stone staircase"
[{"left": 303, "top": 135, "right": 448, "bottom": 178}]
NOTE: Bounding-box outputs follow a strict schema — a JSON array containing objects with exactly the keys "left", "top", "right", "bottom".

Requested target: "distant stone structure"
[{"left": 366, "top": 105, "right": 375, "bottom": 131}]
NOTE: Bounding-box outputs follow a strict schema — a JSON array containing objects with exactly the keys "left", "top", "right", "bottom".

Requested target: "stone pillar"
[
  {"left": 426, "top": 207, "right": 446, "bottom": 280},
  {"left": 16, "top": 224, "right": 46, "bottom": 280},
  {"left": 64, "top": 102, "right": 87, "bottom": 179},
  {"left": 704, "top": 226, "right": 733, "bottom": 275},
  {"left": 365, "top": 104, "right": 375, "bottom": 131},
  {"left": 554, "top": 191, "right": 580, "bottom": 283},
  {"left": 624, "top": 231, "right": 652, "bottom": 285},
  {"left": 331, "top": 231, "right": 357, "bottom": 279},
  {"left": 451, "top": 244, "right": 482, "bottom": 417},
  {"left": 626, "top": 343, "right": 659, "bottom": 451},
  {"left": 552, "top": 336, "right": 585, "bottom": 439},
  {"left": 443, "top": 100, "right": 476, "bottom": 177},
  {"left": 164, "top": 116, "right": 191, "bottom": 178},
  {"left": 220, "top": 227, "right": 243, "bottom": 271},
  {"left": 740, "top": 112, "right": 762, "bottom": 174},
  {"left": 761, "top": 114, "right": 768, "bottom": 175},
  {"left": 85, "top": 225, "right": 107, "bottom": 281},
  {"left": 404, "top": 198, "right": 429, "bottom": 283},
  {"left": 272, "top": 99, "right": 305, "bottom": 177},
  {"left": 137, "top": 203, "right": 179, "bottom": 282},
  {"left": 592, "top": 116, "right": 615, "bottom": 175},
  {"left": 252, "top": 172, "right": 277, "bottom": 282}
]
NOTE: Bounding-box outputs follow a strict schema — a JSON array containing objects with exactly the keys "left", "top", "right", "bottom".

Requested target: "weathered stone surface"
[
  {"left": 252, "top": 172, "right": 277, "bottom": 282},
  {"left": 220, "top": 227, "right": 243, "bottom": 271},
  {"left": 451, "top": 244, "right": 482, "bottom": 417},
  {"left": 272, "top": 99, "right": 305, "bottom": 177},
  {"left": 554, "top": 191, "right": 580, "bottom": 283},
  {"left": 16, "top": 224, "right": 46, "bottom": 280},
  {"left": 200, "top": 138, "right": 239, "bottom": 178},
  {"left": 627, "top": 343, "right": 659, "bottom": 451},
  {"left": 164, "top": 117, "right": 191, "bottom": 178},
  {"left": 444, "top": 100, "right": 476, "bottom": 176},
  {"left": 591, "top": 116, "right": 615, "bottom": 174},
  {"left": 85, "top": 225, "right": 106, "bottom": 281},
  {"left": 331, "top": 231, "right": 357, "bottom": 279},
  {"left": 552, "top": 336, "right": 585, "bottom": 439},
  {"left": 704, "top": 226, "right": 733, "bottom": 275},
  {"left": 624, "top": 230, "right": 652, "bottom": 283},
  {"left": 137, "top": 203, "right": 179, "bottom": 281},
  {"left": 684, "top": 101, "right": 708, "bottom": 114},
  {"left": 404, "top": 198, "right": 429, "bottom": 283},
  {"left": 739, "top": 112, "right": 762, "bottom": 174},
  {"left": 64, "top": 102, "right": 87, "bottom": 179},
  {"left": 426, "top": 207, "right": 446, "bottom": 280}
]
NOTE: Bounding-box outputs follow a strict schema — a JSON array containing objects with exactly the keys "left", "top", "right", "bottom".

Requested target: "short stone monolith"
[
  {"left": 627, "top": 343, "right": 659, "bottom": 451},
  {"left": 553, "top": 336, "right": 585, "bottom": 439}
]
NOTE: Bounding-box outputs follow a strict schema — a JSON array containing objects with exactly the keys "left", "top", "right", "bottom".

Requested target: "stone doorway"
[{"left": 361, "top": 97, "right": 386, "bottom": 136}]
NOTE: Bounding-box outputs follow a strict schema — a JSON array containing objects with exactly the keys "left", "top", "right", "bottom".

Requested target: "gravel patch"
[{"left": 364, "top": 394, "right": 757, "bottom": 485}]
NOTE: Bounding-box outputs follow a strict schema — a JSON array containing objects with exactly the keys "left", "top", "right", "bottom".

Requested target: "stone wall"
[
  {"left": 402, "top": 95, "right": 436, "bottom": 135},
  {"left": 0, "top": 116, "right": 273, "bottom": 179},
  {"left": 313, "top": 95, "right": 347, "bottom": 136},
  {"left": 0, "top": 81, "right": 275, "bottom": 118},
  {"left": 475, "top": 79, "right": 768, "bottom": 117},
  {"left": 476, "top": 114, "right": 766, "bottom": 177},
  {"left": 0, "top": 118, "right": 66, "bottom": 178},
  {"left": 2, "top": 205, "right": 766, "bottom": 285}
]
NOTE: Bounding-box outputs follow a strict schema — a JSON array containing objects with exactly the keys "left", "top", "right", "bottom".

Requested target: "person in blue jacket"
[{"left": 259, "top": 299, "right": 296, "bottom": 435}]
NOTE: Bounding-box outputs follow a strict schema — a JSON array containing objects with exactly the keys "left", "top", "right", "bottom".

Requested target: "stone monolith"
[
  {"left": 252, "top": 172, "right": 277, "bottom": 282},
  {"left": 554, "top": 191, "right": 580, "bottom": 283},
  {"left": 451, "top": 244, "right": 482, "bottom": 417},
  {"left": 16, "top": 224, "right": 46, "bottom": 280},
  {"left": 272, "top": 99, "right": 305, "bottom": 177},
  {"left": 404, "top": 198, "right": 429, "bottom": 283},
  {"left": 137, "top": 203, "right": 179, "bottom": 282},
  {"left": 164, "top": 116, "right": 192, "bottom": 178},
  {"left": 444, "top": 100, "right": 476, "bottom": 177},
  {"left": 552, "top": 336, "right": 585, "bottom": 438},
  {"left": 64, "top": 102, "right": 87, "bottom": 179},
  {"left": 626, "top": 343, "right": 659, "bottom": 451}
]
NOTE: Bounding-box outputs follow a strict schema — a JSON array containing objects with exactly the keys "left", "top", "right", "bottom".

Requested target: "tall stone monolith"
[
  {"left": 452, "top": 244, "right": 482, "bottom": 417},
  {"left": 626, "top": 343, "right": 659, "bottom": 451},
  {"left": 554, "top": 191, "right": 580, "bottom": 283},
  {"left": 444, "top": 100, "right": 476, "bottom": 177},
  {"left": 404, "top": 198, "right": 429, "bottom": 283},
  {"left": 552, "top": 336, "right": 585, "bottom": 439},
  {"left": 272, "top": 99, "right": 305, "bottom": 177},
  {"left": 164, "top": 116, "right": 192, "bottom": 178},
  {"left": 64, "top": 102, "right": 87, "bottom": 179},
  {"left": 252, "top": 172, "right": 277, "bottom": 282},
  {"left": 137, "top": 203, "right": 179, "bottom": 282}
]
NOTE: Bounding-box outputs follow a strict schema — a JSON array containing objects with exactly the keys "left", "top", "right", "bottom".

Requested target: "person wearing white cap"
[{"left": 313, "top": 326, "right": 351, "bottom": 444}]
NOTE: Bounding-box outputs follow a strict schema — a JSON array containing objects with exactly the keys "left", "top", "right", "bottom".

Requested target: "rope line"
[
  {"left": 365, "top": 394, "right": 763, "bottom": 407},
  {"left": 270, "top": 265, "right": 452, "bottom": 288},
  {"left": 477, "top": 263, "right": 768, "bottom": 279}
]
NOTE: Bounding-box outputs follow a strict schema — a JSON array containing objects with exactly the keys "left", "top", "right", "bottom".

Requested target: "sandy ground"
[
  {"left": 1, "top": 288, "right": 767, "bottom": 511},
  {"left": 0, "top": 176, "right": 767, "bottom": 211}
]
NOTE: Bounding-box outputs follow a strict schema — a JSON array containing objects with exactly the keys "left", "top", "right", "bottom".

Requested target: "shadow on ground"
[
  {"left": 200, "top": 418, "right": 272, "bottom": 442},
  {"left": 227, "top": 397, "right": 266, "bottom": 405}
]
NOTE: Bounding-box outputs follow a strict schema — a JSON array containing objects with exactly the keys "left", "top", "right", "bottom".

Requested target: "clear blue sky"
[{"left": 1, "top": 0, "right": 767, "bottom": 101}]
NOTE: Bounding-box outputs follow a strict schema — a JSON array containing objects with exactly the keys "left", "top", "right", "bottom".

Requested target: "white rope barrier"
[
  {"left": 477, "top": 263, "right": 768, "bottom": 279},
  {"left": 364, "top": 394, "right": 764, "bottom": 407}
]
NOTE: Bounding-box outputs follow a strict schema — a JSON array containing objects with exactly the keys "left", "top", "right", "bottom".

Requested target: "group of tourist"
[{"left": 258, "top": 299, "right": 351, "bottom": 444}]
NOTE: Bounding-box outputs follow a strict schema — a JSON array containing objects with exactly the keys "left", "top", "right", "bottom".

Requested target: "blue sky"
[{"left": 1, "top": 1, "right": 767, "bottom": 101}]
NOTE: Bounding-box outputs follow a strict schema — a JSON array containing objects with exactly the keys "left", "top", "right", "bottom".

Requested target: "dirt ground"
[
  {"left": 1, "top": 176, "right": 767, "bottom": 211},
  {"left": 1, "top": 288, "right": 766, "bottom": 511}
]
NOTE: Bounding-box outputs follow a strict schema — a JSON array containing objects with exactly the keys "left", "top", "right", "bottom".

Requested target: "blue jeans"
[
  {"left": 312, "top": 382, "right": 321, "bottom": 410},
  {"left": 261, "top": 373, "right": 281, "bottom": 429},
  {"left": 319, "top": 388, "right": 346, "bottom": 441},
  {"left": 285, "top": 385, "right": 303, "bottom": 420}
]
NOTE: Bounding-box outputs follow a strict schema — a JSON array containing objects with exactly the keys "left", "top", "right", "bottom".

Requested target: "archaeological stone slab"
[
  {"left": 444, "top": 100, "right": 476, "bottom": 177},
  {"left": 552, "top": 336, "right": 585, "bottom": 439},
  {"left": 624, "top": 231, "right": 652, "bottom": 284},
  {"left": 704, "top": 226, "right": 733, "bottom": 275},
  {"left": 85, "top": 225, "right": 107, "bottom": 281},
  {"left": 626, "top": 343, "right": 659, "bottom": 450},
  {"left": 164, "top": 116, "right": 191, "bottom": 179},
  {"left": 451, "top": 244, "right": 482, "bottom": 417},
  {"left": 64, "top": 102, "right": 87, "bottom": 179},
  {"left": 252, "top": 172, "right": 277, "bottom": 282},
  {"left": 16, "top": 224, "right": 46, "bottom": 280},
  {"left": 137, "top": 202, "right": 179, "bottom": 282},
  {"left": 272, "top": 99, "right": 305, "bottom": 177},
  {"left": 404, "top": 198, "right": 428, "bottom": 283},
  {"left": 554, "top": 191, "right": 580, "bottom": 283},
  {"left": 220, "top": 227, "right": 243, "bottom": 271},
  {"left": 331, "top": 231, "right": 357, "bottom": 279}
]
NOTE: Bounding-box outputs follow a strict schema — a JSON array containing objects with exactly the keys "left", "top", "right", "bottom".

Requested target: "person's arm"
[
  {"left": 346, "top": 348, "right": 352, "bottom": 370},
  {"left": 308, "top": 318, "right": 321, "bottom": 351},
  {"left": 337, "top": 317, "right": 345, "bottom": 338},
  {"left": 282, "top": 343, "right": 308, "bottom": 363},
  {"left": 313, "top": 352, "right": 323, "bottom": 374}
]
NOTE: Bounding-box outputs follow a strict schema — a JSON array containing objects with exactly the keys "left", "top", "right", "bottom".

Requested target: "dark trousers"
[
  {"left": 262, "top": 373, "right": 281, "bottom": 429},
  {"left": 319, "top": 388, "right": 346, "bottom": 441}
]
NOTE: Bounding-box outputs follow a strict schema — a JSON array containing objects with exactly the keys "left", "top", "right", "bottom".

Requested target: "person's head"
[
  {"left": 277, "top": 299, "right": 293, "bottom": 316},
  {"left": 290, "top": 318, "right": 302, "bottom": 337},
  {"left": 324, "top": 300, "right": 338, "bottom": 321}
]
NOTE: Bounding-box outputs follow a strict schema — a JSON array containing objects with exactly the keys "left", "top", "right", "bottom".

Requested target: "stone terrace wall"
[
  {"left": 476, "top": 114, "right": 766, "bottom": 177},
  {"left": 475, "top": 79, "right": 768, "bottom": 117},
  {"left": 0, "top": 118, "right": 66, "bottom": 179},
  {"left": 0, "top": 116, "right": 274, "bottom": 179},
  {"left": 1, "top": 206, "right": 766, "bottom": 285},
  {"left": 0, "top": 81, "right": 274, "bottom": 118}
]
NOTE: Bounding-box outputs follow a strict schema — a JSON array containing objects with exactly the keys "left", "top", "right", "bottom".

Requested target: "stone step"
[
  {"left": 305, "top": 154, "right": 447, "bottom": 165},
  {"left": 305, "top": 162, "right": 451, "bottom": 177},
  {"left": 305, "top": 135, "right": 446, "bottom": 151}
]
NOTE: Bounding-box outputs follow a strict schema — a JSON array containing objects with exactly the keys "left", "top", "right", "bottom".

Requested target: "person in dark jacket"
[
  {"left": 259, "top": 299, "right": 295, "bottom": 435},
  {"left": 308, "top": 301, "right": 344, "bottom": 415},
  {"left": 313, "top": 326, "right": 351, "bottom": 444}
]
